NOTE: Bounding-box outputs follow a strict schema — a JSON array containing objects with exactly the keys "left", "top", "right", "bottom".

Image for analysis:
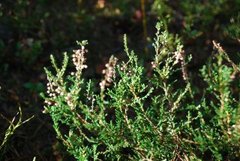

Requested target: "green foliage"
[
  {"left": 42, "top": 22, "right": 240, "bottom": 160},
  {"left": 227, "top": 13, "right": 240, "bottom": 41},
  {"left": 152, "top": 1, "right": 240, "bottom": 41},
  {"left": 0, "top": 107, "right": 34, "bottom": 158},
  {"left": 151, "top": 0, "right": 172, "bottom": 24}
]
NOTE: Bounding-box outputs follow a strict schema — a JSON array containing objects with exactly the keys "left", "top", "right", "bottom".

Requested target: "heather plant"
[{"left": 42, "top": 22, "right": 240, "bottom": 160}]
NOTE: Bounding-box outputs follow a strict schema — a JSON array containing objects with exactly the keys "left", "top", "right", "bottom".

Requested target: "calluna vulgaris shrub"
[{"left": 42, "top": 22, "right": 240, "bottom": 160}]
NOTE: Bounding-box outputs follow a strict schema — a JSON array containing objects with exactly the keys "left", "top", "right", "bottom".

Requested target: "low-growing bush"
[{"left": 42, "top": 22, "right": 240, "bottom": 160}]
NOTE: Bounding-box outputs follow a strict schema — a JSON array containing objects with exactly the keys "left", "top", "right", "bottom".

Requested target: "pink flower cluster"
[
  {"left": 100, "top": 56, "right": 118, "bottom": 91},
  {"left": 72, "top": 46, "right": 88, "bottom": 74}
]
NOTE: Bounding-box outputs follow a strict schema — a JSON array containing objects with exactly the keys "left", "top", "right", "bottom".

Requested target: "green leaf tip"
[{"left": 76, "top": 40, "right": 88, "bottom": 46}]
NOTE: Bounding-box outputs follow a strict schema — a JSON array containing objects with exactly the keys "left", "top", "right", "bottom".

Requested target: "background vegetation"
[{"left": 0, "top": 0, "right": 239, "bottom": 160}]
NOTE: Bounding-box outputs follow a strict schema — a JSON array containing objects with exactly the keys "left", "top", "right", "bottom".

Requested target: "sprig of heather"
[{"left": 99, "top": 56, "right": 118, "bottom": 92}]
